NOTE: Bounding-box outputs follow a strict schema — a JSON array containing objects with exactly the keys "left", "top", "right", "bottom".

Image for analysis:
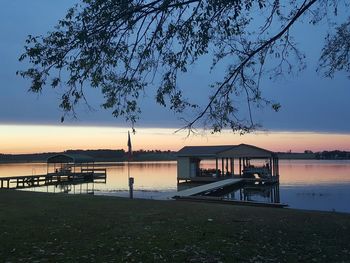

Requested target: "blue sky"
[{"left": 0, "top": 1, "right": 349, "bottom": 133}]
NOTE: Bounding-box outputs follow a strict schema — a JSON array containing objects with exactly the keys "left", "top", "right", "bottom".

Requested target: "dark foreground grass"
[{"left": 0, "top": 190, "right": 349, "bottom": 262}]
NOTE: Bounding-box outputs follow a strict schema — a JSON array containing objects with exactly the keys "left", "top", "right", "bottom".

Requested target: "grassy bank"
[{"left": 0, "top": 190, "right": 349, "bottom": 262}]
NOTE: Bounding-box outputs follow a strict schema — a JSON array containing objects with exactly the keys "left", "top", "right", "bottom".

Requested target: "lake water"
[{"left": 1, "top": 160, "right": 350, "bottom": 213}]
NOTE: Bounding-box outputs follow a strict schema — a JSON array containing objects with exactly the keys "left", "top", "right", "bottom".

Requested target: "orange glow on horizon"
[{"left": 1, "top": 124, "right": 350, "bottom": 154}]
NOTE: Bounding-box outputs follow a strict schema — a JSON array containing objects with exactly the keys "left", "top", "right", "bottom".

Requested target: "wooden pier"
[
  {"left": 0, "top": 153, "right": 108, "bottom": 190},
  {"left": 174, "top": 179, "right": 243, "bottom": 198},
  {"left": 0, "top": 169, "right": 106, "bottom": 190}
]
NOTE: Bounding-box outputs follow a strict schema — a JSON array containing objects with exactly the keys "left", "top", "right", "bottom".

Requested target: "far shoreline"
[{"left": 2, "top": 155, "right": 350, "bottom": 164}]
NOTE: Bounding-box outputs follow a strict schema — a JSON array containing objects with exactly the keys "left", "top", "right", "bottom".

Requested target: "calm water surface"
[{"left": 1, "top": 160, "right": 350, "bottom": 213}]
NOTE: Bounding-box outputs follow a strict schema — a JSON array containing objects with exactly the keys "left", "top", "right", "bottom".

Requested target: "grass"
[{"left": 0, "top": 190, "right": 350, "bottom": 262}]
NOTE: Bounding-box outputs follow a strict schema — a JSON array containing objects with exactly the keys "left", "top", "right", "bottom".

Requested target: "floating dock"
[{"left": 173, "top": 179, "right": 243, "bottom": 198}]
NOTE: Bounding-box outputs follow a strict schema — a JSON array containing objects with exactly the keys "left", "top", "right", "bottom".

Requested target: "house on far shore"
[{"left": 176, "top": 144, "right": 279, "bottom": 183}]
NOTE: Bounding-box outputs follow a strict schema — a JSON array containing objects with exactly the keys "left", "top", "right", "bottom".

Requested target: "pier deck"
[
  {"left": 0, "top": 169, "right": 106, "bottom": 189},
  {"left": 173, "top": 178, "right": 243, "bottom": 198}
]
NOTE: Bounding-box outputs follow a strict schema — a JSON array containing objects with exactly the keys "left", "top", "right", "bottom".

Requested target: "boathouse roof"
[
  {"left": 177, "top": 145, "right": 235, "bottom": 157},
  {"left": 47, "top": 154, "right": 94, "bottom": 164},
  {"left": 177, "top": 144, "right": 274, "bottom": 158}
]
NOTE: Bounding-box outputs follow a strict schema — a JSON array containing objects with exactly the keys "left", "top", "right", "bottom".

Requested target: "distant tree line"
[
  {"left": 301, "top": 150, "right": 350, "bottom": 159},
  {"left": 270, "top": 150, "right": 350, "bottom": 160},
  {"left": 0, "top": 149, "right": 177, "bottom": 163},
  {"left": 1, "top": 149, "right": 350, "bottom": 163},
  {"left": 315, "top": 151, "right": 350, "bottom": 160}
]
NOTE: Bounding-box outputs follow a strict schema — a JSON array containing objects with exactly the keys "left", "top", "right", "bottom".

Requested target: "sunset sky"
[
  {"left": 0, "top": 1, "right": 349, "bottom": 154},
  {"left": 1, "top": 124, "right": 350, "bottom": 154}
]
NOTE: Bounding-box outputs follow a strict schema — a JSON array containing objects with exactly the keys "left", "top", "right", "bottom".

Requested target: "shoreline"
[{"left": 9, "top": 188, "right": 350, "bottom": 215}]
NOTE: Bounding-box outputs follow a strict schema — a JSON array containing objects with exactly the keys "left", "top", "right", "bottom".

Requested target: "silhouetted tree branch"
[
  {"left": 319, "top": 17, "right": 350, "bottom": 78},
  {"left": 18, "top": 0, "right": 348, "bottom": 133}
]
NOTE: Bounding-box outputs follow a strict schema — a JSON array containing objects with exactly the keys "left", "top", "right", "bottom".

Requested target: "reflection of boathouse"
[{"left": 177, "top": 144, "right": 279, "bottom": 183}]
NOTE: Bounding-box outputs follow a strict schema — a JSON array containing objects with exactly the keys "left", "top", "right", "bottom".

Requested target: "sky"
[{"left": 0, "top": 1, "right": 349, "bottom": 154}]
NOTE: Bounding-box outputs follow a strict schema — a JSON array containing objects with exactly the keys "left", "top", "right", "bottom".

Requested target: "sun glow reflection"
[{"left": 1, "top": 124, "right": 350, "bottom": 154}]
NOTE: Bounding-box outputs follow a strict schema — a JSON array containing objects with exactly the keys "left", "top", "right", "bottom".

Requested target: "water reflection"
[
  {"left": 2, "top": 160, "right": 350, "bottom": 190},
  {"left": 280, "top": 184, "right": 350, "bottom": 213},
  {"left": 0, "top": 162, "right": 178, "bottom": 191},
  {"left": 102, "top": 162, "right": 177, "bottom": 191},
  {"left": 21, "top": 181, "right": 97, "bottom": 195},
  {"left": 188, "top": 182, "right": 281, "bottom": 204},
  {"left": 280, "top": 160, "right": 350, "bottom": 185}
]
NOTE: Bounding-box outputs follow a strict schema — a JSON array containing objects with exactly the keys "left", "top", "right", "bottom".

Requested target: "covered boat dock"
[
  {"left": 46, "top": 153, "right": 107, "bottom": 182},
  {"left": 47, "top": 154, "right": 95, "bottom": 176},
  {"left": 177, "top": 144, "right": 279, "bottom": 183}
]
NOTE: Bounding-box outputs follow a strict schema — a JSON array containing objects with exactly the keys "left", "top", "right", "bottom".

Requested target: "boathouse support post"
[
  {"left": 274, "top": 158, "right": 277, "bottom": 177},
  {"left": 221, "top": 158, "right": 224, "bottom": 177},
  {"left": 230, "top": 158, "right": 234, "bottom": 176},
  {"left": 275, "top": 158, "right": 278, "bottom": 177},
  {"left": 271, "top": 187, "right": 274, "bottom": 203},
  {"left": 225, "top": 158, "right": 228, "bottom": 175},
  {"left": 239, "top": 158, "right": 242, "bottom": 176},
  {"left": 269, "top": 158, "right": 272, "bottom": 176},
  {"left": 233, "top": 158, "right": 235, "bottom": 176},
  {"left": 215, "top": 158, "right": 219, "bottom": 177},
  {"left": 274, "top": 184, "right": 278, "bottom": 201},
  {"left": 271, "top": 158, "right": 273, "bottom": 177}
]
